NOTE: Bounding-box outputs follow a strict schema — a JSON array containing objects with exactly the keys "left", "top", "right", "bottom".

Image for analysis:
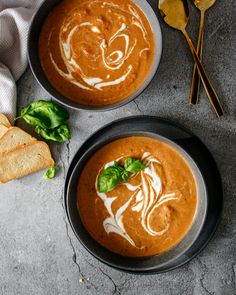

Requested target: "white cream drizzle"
[
  {"left": 96, "top": 178, "right": 136, "bottom": 246},
  {"left": 48, "top": 1, "right": 151, "bottom": 92},
  {"left": 95, "top": 152, "right": 180, "bottom": 247},
  {"left": 94, "top": 65, "right": 132, "bottom": 90}
]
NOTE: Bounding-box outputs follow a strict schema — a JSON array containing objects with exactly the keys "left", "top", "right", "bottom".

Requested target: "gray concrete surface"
[{"left": 0, "top": 0, "right": 235, "bottom": 294}]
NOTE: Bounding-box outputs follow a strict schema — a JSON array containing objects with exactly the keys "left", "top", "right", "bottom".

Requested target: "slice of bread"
[
  {"left": 0, "top": 141, "right": 54, "bottom": 183},
  {"left": 0, "top": 114, "right": 11, "bottom": 127},
  {"left": 0, "top": 124, "right": 8, "bottom": 139},
  {"left": 0, "top": 127, "right": 36, "bottom": 155}
]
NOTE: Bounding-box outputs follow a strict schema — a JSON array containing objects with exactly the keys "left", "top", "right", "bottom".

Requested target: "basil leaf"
[
  {"left": 98, "top": 166, "right": 122, "bottom": 193},
  {"left": 35, "top": 124, "right": 71, "bottom": 143},
  {"left": 124, "top": 157, "right": 146, "bottom": 173},
  {"left": 121, "top": 170, "right": 130, "bottom": 182},
  {"left": 17, "top": 100, "right": 69, "bottom": 129},
  {"left": 43, "top": 166, "right": 57, "bottom": 180},
  {"left": 98, "top": 158, "right": 146, "bottom": 193},
  {"left": 114, "top": 161, "right": 125, "bottom": 172}
]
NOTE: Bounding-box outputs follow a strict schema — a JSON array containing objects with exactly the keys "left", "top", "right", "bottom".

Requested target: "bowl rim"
[
  {"left": 27, "top": 0, "right": 163, "bottom": 111},
  {"left": 65, "top": 116, "right": 213, "bottom": 272}
]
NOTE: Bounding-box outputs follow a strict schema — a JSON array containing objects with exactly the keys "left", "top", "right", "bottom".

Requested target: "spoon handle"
[
  {"left": 189, "top": 11, "right": 205, "bottom": 105},
  {"left": 182, "top": 30, "right": 223, "bottom": 117}
]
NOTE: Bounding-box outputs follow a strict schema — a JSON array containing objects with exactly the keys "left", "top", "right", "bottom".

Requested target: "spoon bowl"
[
  {"left": 193, "top": 0, "right": 216, "bottom": 12},
  {"left": 159, "top": 0, "right": 189, "bottom": 31}
]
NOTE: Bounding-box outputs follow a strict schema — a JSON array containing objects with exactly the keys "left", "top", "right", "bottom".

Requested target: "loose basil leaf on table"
[
  {"left": 124, "top": 157, "right": 146, "bottom": 173},
  {"left": 16, "top": 100, "right": 71, "bottom": 144},
  {"left": 17, "top": 100, "right": 69, "bottom": 129},
  {"left": 35, "top": 124, "right": 71, "bottom": 143},
  {"left": 43, "top": 166, "right": 57, "bottom": 180}
]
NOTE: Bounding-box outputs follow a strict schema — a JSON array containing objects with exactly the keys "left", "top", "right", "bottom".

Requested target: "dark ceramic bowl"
[
  {"left": 64, "top": 116, "right": 223, "bottom": 273},
  {"left": 28, "top": 0, "right": 162, "bottom": 111}
]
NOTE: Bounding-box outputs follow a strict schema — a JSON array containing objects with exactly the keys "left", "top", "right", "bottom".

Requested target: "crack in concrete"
[
  {"left": 133, "top": 100, "right": 143, "bottom": 114},
  {"left": 232, "top": 263, "right": 236, "bottom": 277},
  {"left": 232, "top": 263, "right": 236, "bottom": 288},
  {"left": 64, "top": 215, "right": 81, "bottom": 274},
  {"left": 59, "top": 138, "right": 98, "bottom": 292},
  {"left": 196, "top": 257, "right": 214, "bottom": 295},
  {"left": 116, "top": 277, "right": 133, "bottom": 291},
  {"left": 58, "top": 145, "right": 66, "bottom": 180},
  {"left": 66, "top": 141, "right": 70, "bottom": 166},
  {"left": 59, "top": 193, "right": 99, "bottom": 292},
  {"left": 59, "top": 192, "right": 81, "bottom": 275},
  {"left": 83, "top": 257, "right": 120, "bottom": 294},
  {"left": 97, "top": 266, "right": 120, "bottom": 295}
]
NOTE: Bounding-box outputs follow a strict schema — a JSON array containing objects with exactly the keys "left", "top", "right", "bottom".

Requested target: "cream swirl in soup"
[
  {"left": 95, "top": 152, "right": 180, "bottom": 247},
  {"left": 39, "top": 0, "right": 155, "bottom": 106},
  {"left": 77, "top": 137, "right": 197, "bottom": 257}
]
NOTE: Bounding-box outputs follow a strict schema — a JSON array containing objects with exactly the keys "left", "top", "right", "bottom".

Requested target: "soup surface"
[
  {"left": 77, "top": 136, "right": 198, "bottom": 257},
  {"left": 39, "top": 0, "right": 155, "bottom": 106}
]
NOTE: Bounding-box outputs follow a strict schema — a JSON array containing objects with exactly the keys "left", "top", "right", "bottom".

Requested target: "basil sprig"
[
  {"left": 15, "top": 100, "right": 71, "bottom": 143},
  {"left": 98, "top": 158, "right": 146, "bottom": 193}
]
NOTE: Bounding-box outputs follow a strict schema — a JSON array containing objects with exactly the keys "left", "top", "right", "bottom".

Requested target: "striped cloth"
[{"left": 0, "top": 0, "right": 42, "bottom": 123}]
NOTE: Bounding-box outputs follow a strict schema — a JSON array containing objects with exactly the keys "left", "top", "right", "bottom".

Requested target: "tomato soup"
[
  {"left": 77, "top": 136, "right": 198, "bottom": 257},
  {"left": 39, "top": 0, "right": 155, "bottom": 106}
]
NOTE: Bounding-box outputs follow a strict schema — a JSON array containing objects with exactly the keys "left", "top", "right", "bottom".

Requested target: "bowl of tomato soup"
[
  {"left": 28, "top": 0, "right": 162, "bottom": 110},
  {"left": 66, "top": 117, "right": 209, "bottom": 272}
]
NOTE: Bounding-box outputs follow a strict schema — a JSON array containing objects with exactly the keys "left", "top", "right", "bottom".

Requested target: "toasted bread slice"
[
  {"left": 0, "top": 114, "right": 11, "bottom": 127},
  {"left": 0, "top": 141, "right": 54, "bottom": 183},
  {"left": 0, "top": 127, "right": 36, "bottom": 155},
  {"left": 0, "top": 124, "right": 8, "bottom": 139}
]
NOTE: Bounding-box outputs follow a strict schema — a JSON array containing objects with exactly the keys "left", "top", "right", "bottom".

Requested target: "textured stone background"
[{"left": 0, "top": 0, "right": 235, "bottom": 294}]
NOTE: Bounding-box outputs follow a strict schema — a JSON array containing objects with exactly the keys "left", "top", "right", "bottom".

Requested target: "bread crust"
[
  {"left": 0, "top": 127, "right": 36, "bottom": 155},
  {"left": 0, "top": 141, "right": 54, "bottom": 183},
  {"left": 0, "top": 114, "right": 11, "bottom": 127},
  {"left": 0, "top": 124, "right": 8, "bottom": 139}
]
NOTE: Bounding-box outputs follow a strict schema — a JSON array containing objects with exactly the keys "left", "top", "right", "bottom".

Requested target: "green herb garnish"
[
  {"left": 35, "top": 124, "right": 70, "bottom": 144},
  {"left": 98, "top": 166, "right": 122, "bottom": 193},
  {"left": 98, "top": 158, "right": 146, "bottom": 193},
  {"left": 15, "top": 100, "right": 71, "bottom": 143},
  {"left": 124, "top": 157, "right": 146, "bottom": 173},
  {"left": 43, "top": 166, "right": 57, "bottom": 180}
]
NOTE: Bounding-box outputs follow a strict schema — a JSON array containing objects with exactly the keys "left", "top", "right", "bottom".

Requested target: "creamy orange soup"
[
  {"left": 39, "top": 0, "right": 155, "bottom": 106},
  {"left": 77, "top": 136, "right": 198, "bottom": 257}
]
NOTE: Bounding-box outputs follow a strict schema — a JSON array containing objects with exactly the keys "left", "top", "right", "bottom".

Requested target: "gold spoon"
[
  {"left": 189, "top": 0, "right": 217, "bottom": 105},
  {"left": 158, "top": 0, "right": 223, "bottom": 117}
]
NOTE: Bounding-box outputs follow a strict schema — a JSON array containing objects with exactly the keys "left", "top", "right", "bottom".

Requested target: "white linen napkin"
[{"left": 0, "top": 0, "right": 42, "bottom": 123}]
